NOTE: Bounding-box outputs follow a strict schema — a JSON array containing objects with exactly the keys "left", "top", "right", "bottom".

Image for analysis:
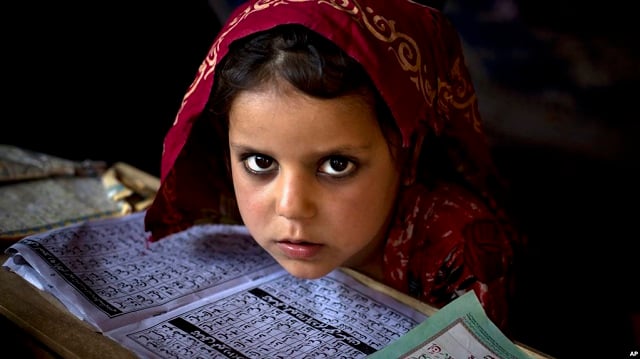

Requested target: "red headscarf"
[{"left": 145, "top": 0, "right": 521, "bottom": 333}]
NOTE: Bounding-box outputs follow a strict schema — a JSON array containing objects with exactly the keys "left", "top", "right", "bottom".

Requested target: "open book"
[{"left": 2, "top": 211, "right": 537, "bottom": 358}]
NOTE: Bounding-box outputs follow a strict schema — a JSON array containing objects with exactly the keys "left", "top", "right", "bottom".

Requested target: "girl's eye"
[
  {"left": 319, "top": 157, "right": 356, "bottom": 177},
  {"left": 244, "top": 155, "right": 277, "bottom": 174}
]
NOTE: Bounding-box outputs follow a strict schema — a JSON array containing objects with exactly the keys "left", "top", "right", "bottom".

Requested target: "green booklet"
[{"left": 368, "top": 291, "right": 534, "bottom": 359}]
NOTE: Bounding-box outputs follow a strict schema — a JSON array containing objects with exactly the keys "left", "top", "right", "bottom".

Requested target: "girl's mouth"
[{"left": 276, "top": 240, "right": 323, "bottom": 259}]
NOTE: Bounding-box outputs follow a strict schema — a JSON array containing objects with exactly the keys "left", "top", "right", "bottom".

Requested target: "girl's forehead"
[
  {"left": 228, "top": 88, "right": 385, "bottom": 150},
  {"left": 230, "top": 84, "right": 377, "bottom": 122}
]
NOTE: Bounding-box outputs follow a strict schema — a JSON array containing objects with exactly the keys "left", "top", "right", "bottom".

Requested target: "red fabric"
[
  {"left": 384, "top": 182, "right": 516, "bottom": 332},
  {"left": 145, "top": 0, "right": 522, "bottom": 333}
]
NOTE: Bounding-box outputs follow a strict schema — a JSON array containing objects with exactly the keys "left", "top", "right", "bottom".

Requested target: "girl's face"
[{"left": 228, "top": 82, "right": 401, "bottom": 280}]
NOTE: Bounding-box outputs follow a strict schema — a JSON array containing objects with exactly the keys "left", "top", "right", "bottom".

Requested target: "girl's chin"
[{"left": 278, "top": 261, "right": 336, "bottom": 280}]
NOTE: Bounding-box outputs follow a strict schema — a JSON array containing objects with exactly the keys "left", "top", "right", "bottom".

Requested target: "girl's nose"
[{"left": 275, "top": 170, "right": 316, "bottom": 220}]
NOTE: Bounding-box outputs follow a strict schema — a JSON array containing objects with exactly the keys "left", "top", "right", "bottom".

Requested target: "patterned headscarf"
[{"left": 145, "top": 0, "right": 508, "bottom": 241}]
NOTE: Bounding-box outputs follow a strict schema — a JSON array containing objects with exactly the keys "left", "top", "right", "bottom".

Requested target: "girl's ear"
[{"left": 402, "top": 126, "right": 427, "bottom": 186}]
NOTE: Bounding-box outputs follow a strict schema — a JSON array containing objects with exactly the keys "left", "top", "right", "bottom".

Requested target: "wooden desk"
[
  {"left": 0, "top": 253, "right": 137, "bottom": 359},
  {"left": 0, "top": 253, "right": 551, "bottom": 359}
]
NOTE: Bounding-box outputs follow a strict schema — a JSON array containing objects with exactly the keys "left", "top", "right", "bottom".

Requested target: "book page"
[
  {"left": 3, "top": 212, "right": 282, "bottom": 332},
  {"left": 107, "top": 269, "right": 426, "bottom": 359}
]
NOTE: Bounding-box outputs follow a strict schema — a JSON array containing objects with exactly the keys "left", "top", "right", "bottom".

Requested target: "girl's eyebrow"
[
  {"left": 229, "top": 142, "right": 372, "bottom": 156},
  {"left": 318, "top": 145, "right": 372, "bottom": 156},
  {"left": 229, "top": 143, "right": 260, "bottom": 153}
]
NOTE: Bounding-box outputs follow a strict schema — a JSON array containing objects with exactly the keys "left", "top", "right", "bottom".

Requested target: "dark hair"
[
  {"left": 203, "top": 23, "right": 402, "bottom": 154},
  {"left": 215, "top": 24, "right": 372, "bottom": 100}
]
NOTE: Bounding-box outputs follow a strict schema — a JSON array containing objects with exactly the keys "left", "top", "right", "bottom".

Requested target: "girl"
[{"left": 145, "top": 0, "right": 522, "bottom": 333}]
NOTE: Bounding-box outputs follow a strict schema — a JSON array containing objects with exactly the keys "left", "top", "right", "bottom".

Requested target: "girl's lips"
[{"left": 276, "top": 240, "right": 323, "bottom": 259}]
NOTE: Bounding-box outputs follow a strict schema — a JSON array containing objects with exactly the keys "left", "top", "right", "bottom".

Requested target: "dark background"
[
  {"left": 2, "top": 1, "right": 221, "bottom": 176},
  {"left": 2, "top": 0, "right": 638, "bottom": 357}
]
